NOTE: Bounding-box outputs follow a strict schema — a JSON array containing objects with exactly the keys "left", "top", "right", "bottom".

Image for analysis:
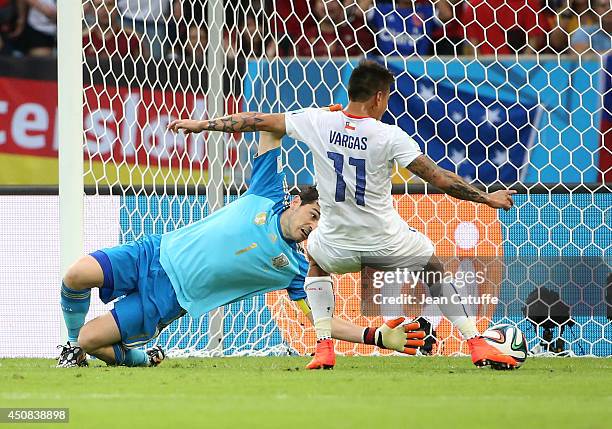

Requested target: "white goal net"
[{"left": 77, "top": 0, "right": 610, "bottom": 358}]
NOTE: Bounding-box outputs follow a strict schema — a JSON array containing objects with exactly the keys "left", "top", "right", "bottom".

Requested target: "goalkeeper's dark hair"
[
  {"left": 298, "top": 186, "right": 318, "bottom": 205},
  {"left": 348, "top": 60, "right": 395, "bottom": 102}
]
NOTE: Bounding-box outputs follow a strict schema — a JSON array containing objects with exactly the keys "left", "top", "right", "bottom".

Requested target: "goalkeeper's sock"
[
  {"left": 111, "top": 344, "right": 149, "bottom": 367},
  {"left": 304, "top": 276, "right": 334, "bottom": 340},
  {"left": 430, "top": 280, "right": 479, "bottom": 339},
  {"left": 60, "top": 283, "right": 91, "bottom": 345}
]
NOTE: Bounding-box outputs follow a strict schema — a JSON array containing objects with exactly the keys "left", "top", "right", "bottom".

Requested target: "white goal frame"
[{"left": 57, "top": 0, "right": 84, "bottom": 343}]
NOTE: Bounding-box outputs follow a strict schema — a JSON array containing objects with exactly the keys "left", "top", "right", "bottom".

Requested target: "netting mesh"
[{"left": 81, "top": 0, "right": 610, "bottom": 357}]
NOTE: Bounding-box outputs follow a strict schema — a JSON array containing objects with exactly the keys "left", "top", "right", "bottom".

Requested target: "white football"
[{"left": 482, "top": 324, "right": 528, "bottom": 368}]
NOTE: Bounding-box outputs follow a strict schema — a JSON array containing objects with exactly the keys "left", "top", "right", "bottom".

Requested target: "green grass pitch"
[{"left": 1, "top": 357, "right": 611, "bottom": 429}]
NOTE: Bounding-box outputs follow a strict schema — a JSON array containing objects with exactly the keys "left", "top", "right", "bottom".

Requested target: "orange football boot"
[
  {"left": 468, "top": 337, "right": 519, "bottom": 370},
  {"left": 306, "top": 339, "right": 336, "bottom": 370}
]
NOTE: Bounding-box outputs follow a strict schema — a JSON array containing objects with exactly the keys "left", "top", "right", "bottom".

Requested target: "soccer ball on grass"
[{"left": 481, "top": 324, "right": 528, "bottom": 369}]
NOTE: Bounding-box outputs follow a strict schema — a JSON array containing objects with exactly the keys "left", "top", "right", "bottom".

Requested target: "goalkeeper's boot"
[
  {"left": 468, "top": 337, "right": 518, "bottom": 370},
  {"left": 306, "top": 339, "right": 336, "bottom": 370},
  {"left": 56, "top": 342, "right": 88, "bottom": 368},
  {"left": 145, "top": 345, "right": 166, "bottom": 367}
]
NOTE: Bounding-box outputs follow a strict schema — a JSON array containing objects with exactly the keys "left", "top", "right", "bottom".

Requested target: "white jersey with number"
[{"left": 285, "top": 108, "right": 423, "bottom": 251}]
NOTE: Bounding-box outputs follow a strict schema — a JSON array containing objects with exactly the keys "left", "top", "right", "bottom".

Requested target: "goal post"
[{"left": 57, "top": 0, "right": 84, "bottom": 343}]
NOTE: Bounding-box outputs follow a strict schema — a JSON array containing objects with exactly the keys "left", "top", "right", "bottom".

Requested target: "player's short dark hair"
[
  {"left": 347, "top": 60, "right": 395, "bottom": 102},
  {"left": 299, "top": 186, "right": 318, "bottom": 205}
]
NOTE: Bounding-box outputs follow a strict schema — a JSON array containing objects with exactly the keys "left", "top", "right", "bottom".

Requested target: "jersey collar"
[{"left": 342, "top": 110, "right": 370, "bottom": 120}]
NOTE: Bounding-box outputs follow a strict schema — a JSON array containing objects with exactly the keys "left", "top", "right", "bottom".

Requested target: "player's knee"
[
  {"left": 77, "top": 326, "right": 101, "bottom": 353},
  {"left": 77, "top": 331, "right": 93, "bottom": 353},
  {"left": 63, "top": 256, "right": 101, "bottom": 290},
  {"left": 62, "top": 266, "right": 81, "bottom": 289}
]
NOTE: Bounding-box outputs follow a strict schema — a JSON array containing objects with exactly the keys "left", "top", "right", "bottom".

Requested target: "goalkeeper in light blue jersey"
[{"left": 57, "top": 130, "right": 424, "bottom": 368}]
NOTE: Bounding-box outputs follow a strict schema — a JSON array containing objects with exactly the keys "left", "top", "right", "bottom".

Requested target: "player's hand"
[
  {"left": 485, "top": 190, "right": 517, "bottom": 211},
  {"left": 167, "top": 119, "right": 205, "bottom": 135},
  {"left": 366, "top": 317, "right": 426, "bottom": 355}
]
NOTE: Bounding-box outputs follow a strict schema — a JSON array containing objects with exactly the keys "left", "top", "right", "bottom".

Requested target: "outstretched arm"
[
  {"left": 407, "top": 154, "right": 516, "bottom": 210},
  {"left": 167, "top": 104, "right": 342, "bottom": 137},
  {"left": 167, "top": 112, "right": 286, "bottom": 136}
]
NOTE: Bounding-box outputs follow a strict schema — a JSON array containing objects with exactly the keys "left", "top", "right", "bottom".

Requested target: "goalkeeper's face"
[{"left": 281, "top": 197, "right": 320, "bottom": 242}]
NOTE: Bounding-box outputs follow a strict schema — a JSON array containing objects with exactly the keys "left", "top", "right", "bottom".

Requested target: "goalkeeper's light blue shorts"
[{"left": 90, "top": 234, "right": 186, "bottom": 349}]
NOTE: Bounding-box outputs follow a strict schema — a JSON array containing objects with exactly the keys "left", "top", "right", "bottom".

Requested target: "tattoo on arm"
[
  {"left": 407, "top": 155, "right": 488, "bottom": 203},
  {"left": 205, "top": 113, "right": 264, "bottom": 133},
  {"left": 206, "top": 119, "right": 219, "bottom": 131},
  {"left": 445, "top": 176, "right": 488, "bottom": 203}
]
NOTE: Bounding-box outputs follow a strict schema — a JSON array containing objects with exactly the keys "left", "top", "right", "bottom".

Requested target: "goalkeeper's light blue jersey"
[{"left": 159, "top": 148, "right": 308, "bottom": 318}]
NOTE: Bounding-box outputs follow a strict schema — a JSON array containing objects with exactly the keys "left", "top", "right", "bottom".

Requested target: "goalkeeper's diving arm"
[{"left": 295, "top": 299, "right": 425, "bottom": 355}]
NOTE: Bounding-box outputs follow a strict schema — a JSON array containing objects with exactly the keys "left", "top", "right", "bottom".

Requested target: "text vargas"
[{"left": 329, "top": 130, "right": 367, "bottom": 150}]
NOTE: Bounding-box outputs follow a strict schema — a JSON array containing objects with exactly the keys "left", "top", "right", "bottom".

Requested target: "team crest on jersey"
[
  {"left": 271, "top": 253, "right": 290, "bottom": 269},
  {"left": 254, "top": 212, "right": 267, "bottom": 225}
]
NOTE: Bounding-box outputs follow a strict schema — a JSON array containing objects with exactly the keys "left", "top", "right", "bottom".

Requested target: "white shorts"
[{"left": 307, "top": 222, "right": 435, "bottom": 275}]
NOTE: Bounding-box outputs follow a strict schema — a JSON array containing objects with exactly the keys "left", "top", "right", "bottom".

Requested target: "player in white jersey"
[{"left": 168, "top": 60, "right": 519, "bottom": 370}]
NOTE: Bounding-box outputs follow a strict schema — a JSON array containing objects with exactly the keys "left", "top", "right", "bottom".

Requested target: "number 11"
[{"left": 327, "top": 151, "right": 366, "bottom": 206}]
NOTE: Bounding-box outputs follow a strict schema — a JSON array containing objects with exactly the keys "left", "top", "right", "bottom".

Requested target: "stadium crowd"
[{"left": 0, "top": 0, "right": 610, "bottom": 59}]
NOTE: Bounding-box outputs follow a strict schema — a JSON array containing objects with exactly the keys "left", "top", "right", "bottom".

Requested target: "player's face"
[{"left": 285, "top": 199, "right": 320, "bottom": 242}]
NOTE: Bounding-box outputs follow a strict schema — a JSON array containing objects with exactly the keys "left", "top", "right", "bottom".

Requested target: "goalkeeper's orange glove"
[{"left": 363, "top": 317, "right": 426, "bottom": 355}]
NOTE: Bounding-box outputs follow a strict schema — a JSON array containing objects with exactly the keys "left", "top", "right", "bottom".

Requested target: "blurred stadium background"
[{"left": 0, "top": 0, "right": 610, "bottom": 359}]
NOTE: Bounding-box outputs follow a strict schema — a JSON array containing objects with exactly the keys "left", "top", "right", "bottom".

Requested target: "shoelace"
[
  {"left": 57, "top": 344, "right": 81, "bottom": 359},
  {"left": 56, "top": 344, "right": 72, "bottom": 360}
]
